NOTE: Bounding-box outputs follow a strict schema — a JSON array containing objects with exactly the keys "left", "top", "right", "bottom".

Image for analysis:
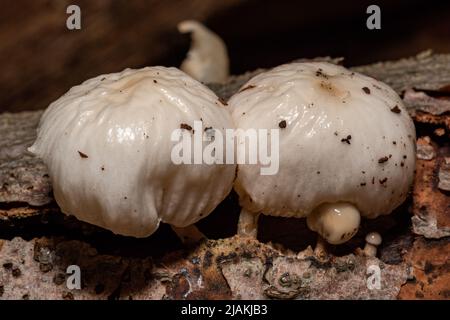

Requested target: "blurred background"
[{"left": 0, "top": 0, "right": 449, "bottom": 113}]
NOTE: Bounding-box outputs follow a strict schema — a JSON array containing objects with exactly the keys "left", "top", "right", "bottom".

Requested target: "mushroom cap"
[
  {"left": 228, "top": 62, "right": 416, "bottom": 219},
  {"left": 365, "top": 232, "right": 382, "bottom": 246},
  {"left": 29, "top": 66, "right": 236, "bottom": 237}
]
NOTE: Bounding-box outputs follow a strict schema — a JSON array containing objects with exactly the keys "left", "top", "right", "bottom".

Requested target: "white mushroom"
[
  {"left": 178, "top": 20, "right": 229, "bottom": 83},
  {"left": 29, "top": 66, "right": 236, "bottom": 240},
  {"left": 364, "top": 232, "right": 382, "bottom": 257},
  {"left": 307, "top": 202, "right": 360, "bottom": 245},
  {"left": 228, "top": 62, "right": 416, "bottom": 247}
]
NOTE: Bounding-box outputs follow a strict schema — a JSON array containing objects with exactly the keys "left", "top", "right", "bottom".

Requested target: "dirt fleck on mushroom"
[
  {"left": 239, "top": 85, "right": 256, "bottom": 92},
  {"left": 372, "top": 84, "right": 382, "bottom": 90},
  {"left": 180, "top": 123, "right": 193, "bottom": 131},
  {"left": 378, "top": 156, "right": 389, "bottom": 164},
  {"left": 390, "top": 105, "right": 401, "bottom": 114},
  {"left": 78, "top": 151, "right": 88, "bottom": 158},
  {"left": 362, "top": 87, "right": 371, "bottom": 94},
  {"left": 341, "top": 135, "right": 352, "bottom": 144},
  {"left": 320, "top": 81, "right": 333, "bottom": 91},
  {"left": 379, "top": 177, "right": 388, "bottom": 185},
  {"left": 278, "top": 120, "right": 287, "bottom": 129},
  {"left": 315, "top": 68, "right": 328, "bottom": 78},
  {"left": 218, "top": 97, "right": 228, "bottom": 106},
  {"left": 153, "top": 79, "right": 158, "bottom": 84}
]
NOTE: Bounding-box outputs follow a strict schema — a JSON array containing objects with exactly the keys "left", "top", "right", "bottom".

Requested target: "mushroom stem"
[
  {"left": 314, "top": 235, "right": 328, "bottom": 259},
  {"left": 363, "top": 243, "right": 378, "bottom": 257},
  {"left": 237, "top": 208, "right": 260, "bottom": 238},
  {"left": 171, "top": 225, "right": 206, "bottom": 244}
]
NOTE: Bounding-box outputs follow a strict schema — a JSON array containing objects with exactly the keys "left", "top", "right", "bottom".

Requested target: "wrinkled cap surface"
[
  {"left": 30, "top": 66, "right": 236, "bottom": 237},
  {"left": 229, "top": 62, "right": 416, "bottom": 219}
]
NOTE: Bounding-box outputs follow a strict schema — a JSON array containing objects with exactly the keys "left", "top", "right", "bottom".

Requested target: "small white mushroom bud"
[
  {"left": 364, "top": 232, "right": 382, "bottom": 257},
  {"left": 228, "top": 62, "right": 416, "bottom": 247},
  {"left": 306, "top": 203, "right": 360, "bottom": 245},
  {"left": 178, "top": 20, "right": 229, "bottom": 83},
  {"left": 29, "top": 66, "right": 236, "bottom": 239}
]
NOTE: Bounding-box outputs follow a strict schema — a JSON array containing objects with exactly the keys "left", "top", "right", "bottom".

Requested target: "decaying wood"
[
  {"left": 0, "top": 111, "right": 50, "bottom": 207},
  {"left": 0, "top": 236, "right": 408, "bottom": 300},
  {"left": 1, "top": 52, "right": 449, "bottom": 300},
  {"left": 412, "top": 137, "right": 450, "bottom": 239},
  {"left": 398, "top": 237, "right": 450, "bottom": 299}
]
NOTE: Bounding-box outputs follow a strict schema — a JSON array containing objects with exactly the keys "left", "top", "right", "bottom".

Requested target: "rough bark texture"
[
  {"left": 0, "top": 236, "right": 410, "bottom": 300},
  {"left": 397, "top": 237, "right": 450, "bottom": 300},
  {"left": 0, "top": 52, "right": 449, "bottom": 300},
  {"left": 412, "top": 137, "right": 450, "bottom": 238},
  {"left": 0, "top": 111, "right": 50, "bottom": 207}
]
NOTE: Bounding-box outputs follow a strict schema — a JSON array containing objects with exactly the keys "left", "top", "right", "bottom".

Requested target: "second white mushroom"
[{"left": 228, "top": 62, "right": 416, "bottom": 249}]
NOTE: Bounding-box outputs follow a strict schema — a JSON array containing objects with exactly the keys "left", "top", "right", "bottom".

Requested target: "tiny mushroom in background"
[
  {"left": 29, "top": 66, "right": 236, "bottom": 242},
  {"left": 178, "top": 20, "right": 229, "bottom": 84},
  {"left": 228, "top": 62, "right": 416, "bottom": 253},
  {"left": 364, "top": 232, "right": 382, "bottom": 257}
]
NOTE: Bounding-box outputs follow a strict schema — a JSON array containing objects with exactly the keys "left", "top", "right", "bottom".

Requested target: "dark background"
[{"left": 1, "top": 0, "right": 449, "bottom": 113}]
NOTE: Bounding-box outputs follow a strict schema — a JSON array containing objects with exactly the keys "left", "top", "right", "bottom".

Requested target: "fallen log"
[{"left": 0, "top": 52, "right": 449, "bottom": 299}]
